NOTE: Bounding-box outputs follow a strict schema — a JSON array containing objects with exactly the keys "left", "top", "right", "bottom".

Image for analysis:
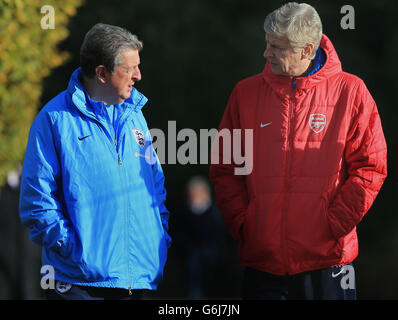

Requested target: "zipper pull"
[
  {"left": 128, "top": 286, "right": 132, "bottom": 296},
  {"left": 118, "top": 155, "right": 122, "bottom": 166},
  {"left": 114, "top": 139, "right": 117, "bottom": 147}
]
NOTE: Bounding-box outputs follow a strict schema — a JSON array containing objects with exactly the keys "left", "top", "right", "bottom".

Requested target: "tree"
[{"left": 0, "top": 0, "right": 82, "bottom": 187}]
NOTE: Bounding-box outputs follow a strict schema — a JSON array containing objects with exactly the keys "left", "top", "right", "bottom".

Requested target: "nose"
[
  {"left": 132, "top": 67, "right": 141, "bottom": 82},
  {"left": 264, "top": 45, "right": 272, "bottom": 59}
]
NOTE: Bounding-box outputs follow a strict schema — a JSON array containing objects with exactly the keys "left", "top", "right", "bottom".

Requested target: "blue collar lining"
[{"left": 292, "top": 47, "right": 326, "bottom": 88}]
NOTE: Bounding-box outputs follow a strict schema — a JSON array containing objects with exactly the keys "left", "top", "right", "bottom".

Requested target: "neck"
[
  {"left": 82, "top": 76, "right": 110, "bottom": 105},
  {"left": 299, "top": 60, "right": 314, "bottom": 77},
  {"left": 293, "top": 60, "right": 313, "bottom": 79}
]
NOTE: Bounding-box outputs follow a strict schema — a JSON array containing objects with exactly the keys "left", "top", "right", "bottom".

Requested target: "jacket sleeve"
[
  {"left": 19, "top": 111, "right": 73, "bottom": 254},
  {"left": 209, "top": 87, "right": 250, "bottom": 240},
  {"left": 326, "top": 81, "right": 388, "bottom": 239}
]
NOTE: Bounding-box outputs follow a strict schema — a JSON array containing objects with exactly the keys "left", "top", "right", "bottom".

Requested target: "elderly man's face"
[
  {"left": 104, "top": 48, "right": 141, "bottom": 104},
  {"left": 264, "top": 33, "right": 311, "bottom": 77}
]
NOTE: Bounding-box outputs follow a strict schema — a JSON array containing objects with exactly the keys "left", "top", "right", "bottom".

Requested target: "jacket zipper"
[
  {"left": 117, "top": 139, "right": 122, "bottom": 165},
  {"left": 281, "top": 92, "right": 295, "bottom": 275},
  {"left": 78, "top": 105, "right": 133, "bottom": 294},
  {"left": 115, "top": 131, "right": 132, "bottom": 296}
]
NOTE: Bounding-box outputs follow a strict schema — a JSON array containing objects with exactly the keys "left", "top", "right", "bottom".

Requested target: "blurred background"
[{"left": 0, "top": 0, "right": 397, "bottom": 299}]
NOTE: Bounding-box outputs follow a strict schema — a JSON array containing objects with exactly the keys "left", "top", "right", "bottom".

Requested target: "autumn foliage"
[{"left": 0, "top": 0, "right": 82, "bottom": 187}]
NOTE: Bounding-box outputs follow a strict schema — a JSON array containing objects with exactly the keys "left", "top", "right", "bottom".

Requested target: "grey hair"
[
  {"left": 264, "top": 2, "right": 322, "bottom": 59},
  {"left": 80, "top": 23, "right": 143, "bottom": 78}
]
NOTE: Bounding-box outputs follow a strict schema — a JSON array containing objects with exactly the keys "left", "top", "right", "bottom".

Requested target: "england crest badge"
[
  {"left": 55, "top": 281, "right": 72, "bottom": 294},
  {"left": 132, "top": 128, "right": 146, "bottom": 149}
]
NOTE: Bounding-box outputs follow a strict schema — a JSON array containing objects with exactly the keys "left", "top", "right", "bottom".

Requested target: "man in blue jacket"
[{"left": 19, "top": 23, "right": 171, "bottom": 300}]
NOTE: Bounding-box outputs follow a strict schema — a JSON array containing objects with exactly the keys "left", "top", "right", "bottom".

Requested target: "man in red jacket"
[{"left": 209, "top": 2, "right": 387, "bottom": 300}]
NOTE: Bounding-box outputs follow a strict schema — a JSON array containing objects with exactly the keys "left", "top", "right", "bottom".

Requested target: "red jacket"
[{"left": 209, "top": 34, "right": 387, "bottom": 275}]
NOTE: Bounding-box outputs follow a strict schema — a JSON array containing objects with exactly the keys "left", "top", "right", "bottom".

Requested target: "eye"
[{"left": 266, "top": 42, "right": 280, "bottom": 50}]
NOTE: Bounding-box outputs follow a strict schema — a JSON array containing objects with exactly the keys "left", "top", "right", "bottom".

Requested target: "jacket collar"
[
  {"left": 262, "top": 34, "right": 343, "bottom": 92},
  {"left": 67, "top": 68, "right": 148, "bottom": 118}
]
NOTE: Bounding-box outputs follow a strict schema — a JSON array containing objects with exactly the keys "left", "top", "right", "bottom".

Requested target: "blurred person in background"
[
  {"left": 19, "top": 23, "right": 171, "bottom": 300},
  {"left": 210, "top": 2, "right": 387, "bottom": 300},
  {"left": 182, "top": 176, "right": 224, "bottom": 299},
  {"left": 0, "top": 168, "right": 41, "bottom": 299}
]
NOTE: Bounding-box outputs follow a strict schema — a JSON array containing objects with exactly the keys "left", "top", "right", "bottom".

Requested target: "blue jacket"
[{"left": 19, "top": 68, "right": 171, "bottom": 290}]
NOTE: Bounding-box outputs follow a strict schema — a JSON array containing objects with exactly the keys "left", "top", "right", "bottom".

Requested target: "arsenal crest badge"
[
  {"left": 309, "top": 113, "right": 327, "bottom": 133},
  {"left": 132, "top": 128, "right": 146, "bottom": 149}
]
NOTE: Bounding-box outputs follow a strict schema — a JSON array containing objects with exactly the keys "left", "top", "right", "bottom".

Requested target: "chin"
[
  {"left": 120, "top": 93, "right": 131, "bottom": 102},
  {"left": 270, "top": 67, "right": 282, "bottom": 75}
]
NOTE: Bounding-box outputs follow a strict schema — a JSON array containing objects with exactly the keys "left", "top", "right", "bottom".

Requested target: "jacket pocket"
[
  {"left": 46, "top": 243, "right": 89, "bottom": 281},
  {"left": 321, "top": 196, "right": 342, "bottom": 257},
  {"left": 240, "top": 196, "right": 256, "bottom": 240},
  {"left": 286, "top": 194, "right": 342, "bottom": 262},
  {"left": 238, "top": 194, "right": 283, "bottom": 265},
  {"left": 57, "top": 228, "right": 75, "bottom": 259}
]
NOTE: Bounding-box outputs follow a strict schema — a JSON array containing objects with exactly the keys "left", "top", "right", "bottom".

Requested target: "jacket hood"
[
  {"left": 67, "top": 68, "right": 148, "bottom": 118},
  {"left": 262, "top": 34, "right": 343, "bottom": 91}
]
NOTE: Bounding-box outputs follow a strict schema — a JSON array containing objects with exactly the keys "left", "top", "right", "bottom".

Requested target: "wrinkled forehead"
[
  {"left": 265, "top": 33, "right": 290, "bottom": 46},
  {"left": 116, "top": 47, "right": 141, "bottom": 67}
]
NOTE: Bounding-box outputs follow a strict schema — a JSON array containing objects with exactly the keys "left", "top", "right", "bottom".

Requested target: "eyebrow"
[
  {"left": 266, "top": 41, "right": 284, "bottom": 50},
  {"left": 266, "top": 37, "right": 291, "bottom": 50},
  {"left": 123, "top": 62, "right": 140, "bottom": 70}
]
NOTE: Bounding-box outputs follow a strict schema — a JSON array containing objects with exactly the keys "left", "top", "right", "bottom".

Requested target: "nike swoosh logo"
[
  {"left": 331, "top": 269, "right": 344, "bottom": 278},
  {"left": 78, "top": 135, "right": 91, "bottom": 141},
  {"left": 260, "top": 122, "right": 272, "bottom": 128}
]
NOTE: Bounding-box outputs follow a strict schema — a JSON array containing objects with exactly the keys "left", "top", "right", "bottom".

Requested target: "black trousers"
[
  {"left": 44, "top": 281, "right": 146, "bottom": 300},
  {"left": 242, "top": 263, "right": 356, "bottom": 300}
]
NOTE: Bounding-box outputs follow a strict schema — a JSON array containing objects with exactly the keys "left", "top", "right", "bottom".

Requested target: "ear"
[
  {"left": 302, "top": 43, "right": 315, "bottom": 59},
  {"left": 95, "top": 65, "right": 108, "bottom": 84}
]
